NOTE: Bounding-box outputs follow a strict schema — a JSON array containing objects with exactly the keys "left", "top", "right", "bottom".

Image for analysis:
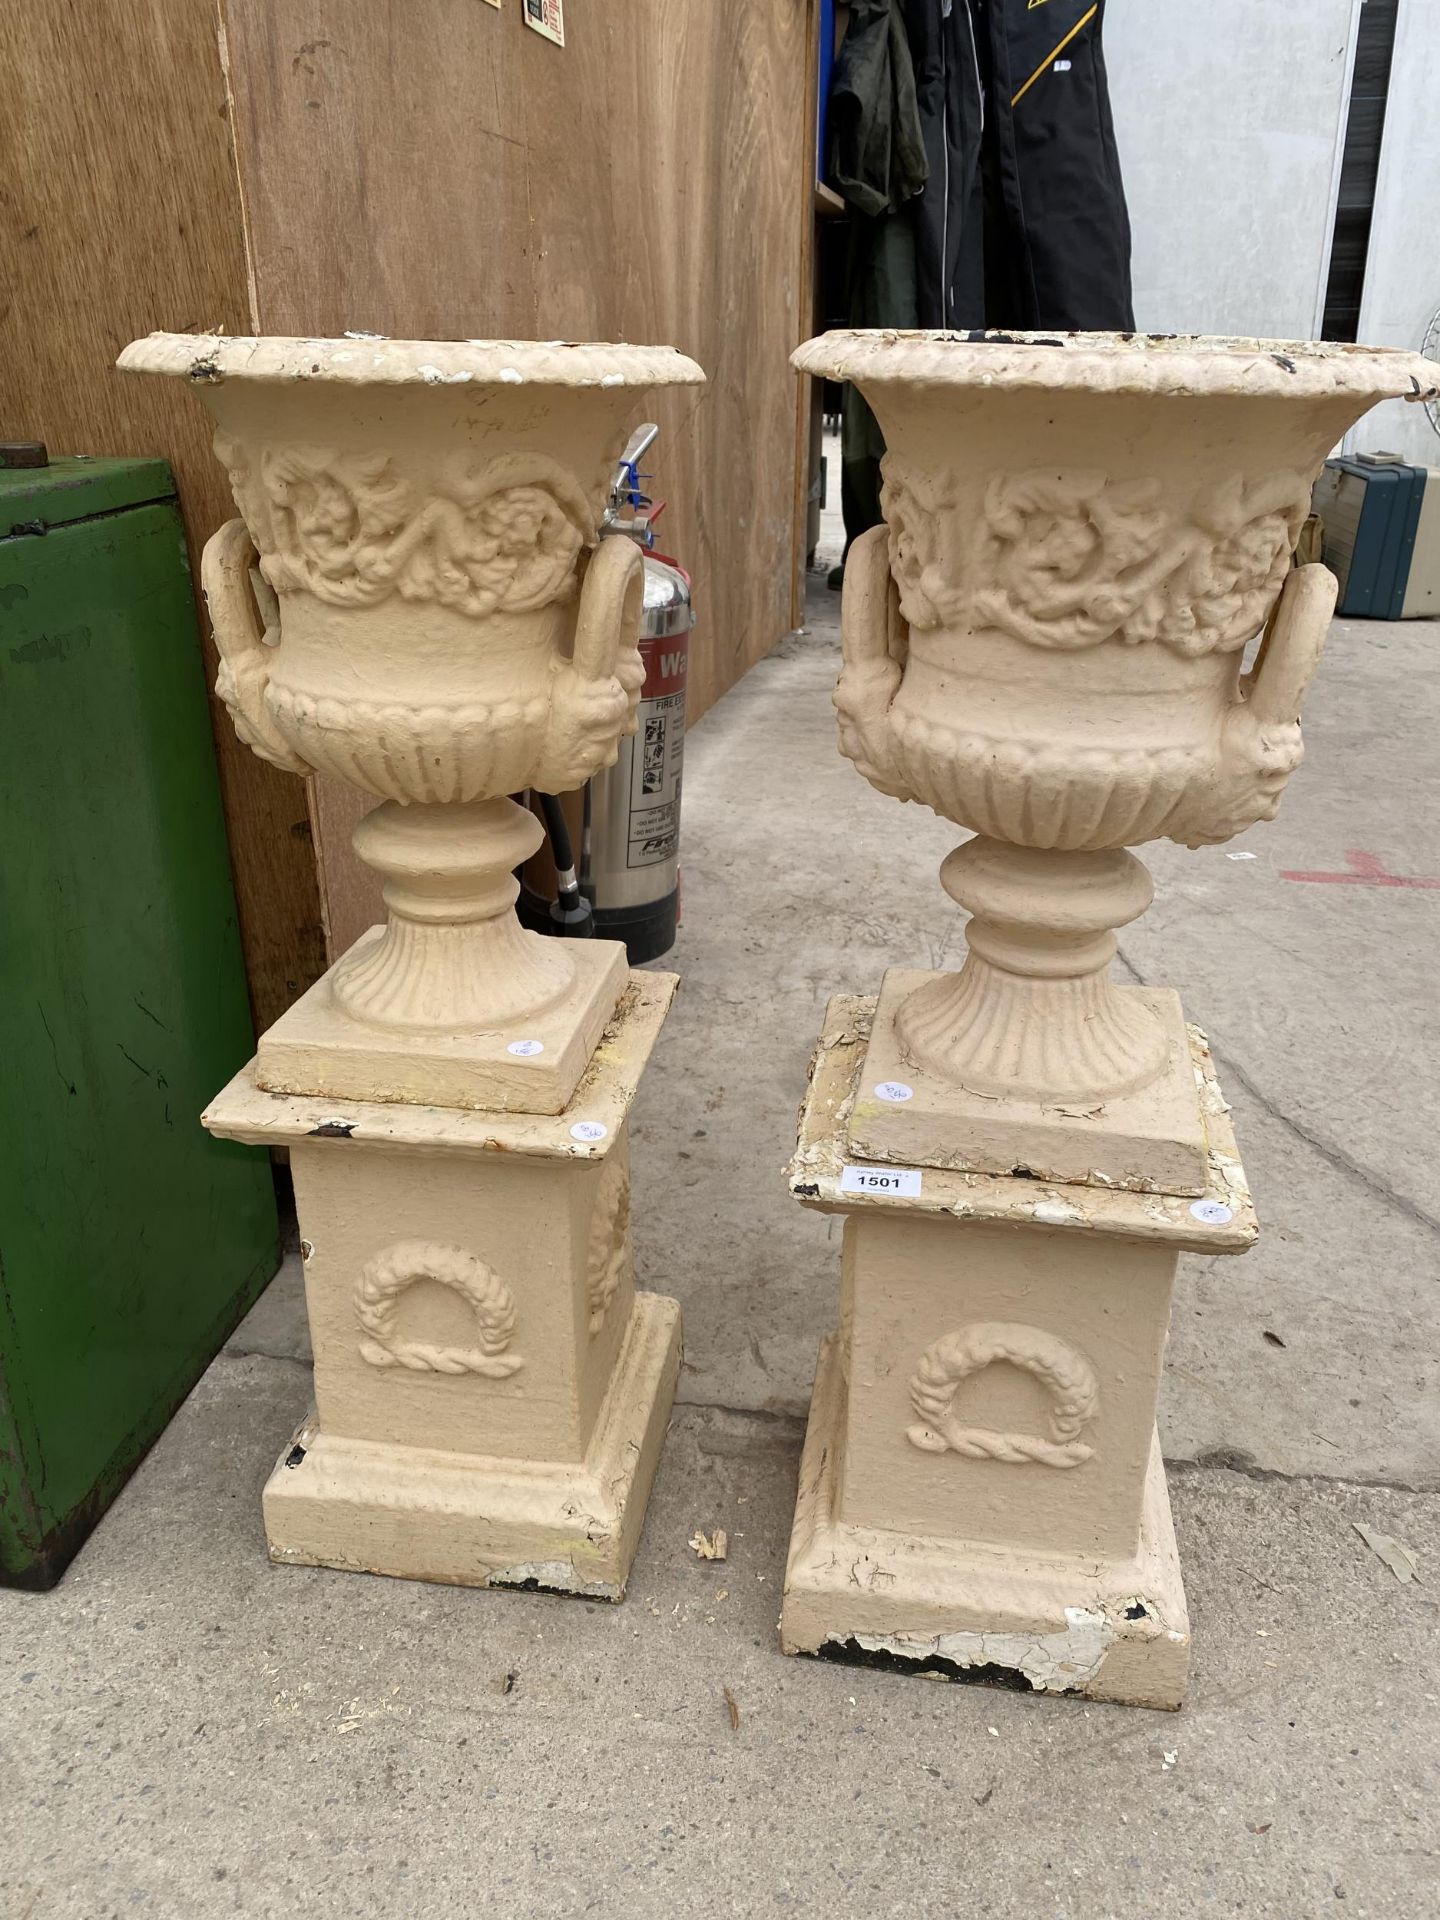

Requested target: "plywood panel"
[
  {"left": 598, "top": 2, "right": 811, "bottom": 697},
  {"left": 220, "top": 0, "right": 813, "bottom": 952},
  {"left": 310, "top": 779, "right": 378, "bottom": 958},
  {"left": 0, "top": 0, "right": 328, "bottom": 1031}
]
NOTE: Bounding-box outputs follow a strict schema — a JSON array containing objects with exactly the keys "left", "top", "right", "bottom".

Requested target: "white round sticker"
[
  {"left": 507, "top": 1039, "right": 545, "bottom": 1057},
  {"left": 1189, "top": 1199, "right": 1234, "bottom": 1225},
  {"left": 874, "top": 1081, "right": 915, "bottom": 1104},
  {"left": 570, "top": 1120, "right": 608, "bottom": 1143}
]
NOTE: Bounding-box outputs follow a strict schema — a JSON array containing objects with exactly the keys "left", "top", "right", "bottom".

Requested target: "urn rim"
[
  {"left": 792, "top": 328, "right": 1436, "bottom": 405},
  {"left": 118, "top": 332, "right": 707, "bottom": 392}
]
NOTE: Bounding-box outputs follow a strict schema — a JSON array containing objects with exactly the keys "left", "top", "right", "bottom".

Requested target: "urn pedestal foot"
[
  {"left": 264, "top": 1291, "right": 680, "bottom": 1597},
  {"left": 206, "top": 972, "right": 680, "bottom": 1598},
  {"left": 781, "top": 1336, "right": 1190, "bottom": 1711},
  {"left": 850, "top": 966, "right": 1210, "bottom": 1194},
  {"left": 847, "top": 836, "right": 1211, "bottom": 1192},
  {"left": 897, "top": 838, "right": 1171, "bottom": 1105},
  {"left": 254, "top": 928, "right": 628, "bottom": 1114},
  {"left": 255, "top": 795, "right": 629, "bottom": 1114},
  {"left": 784, "top": 995, "right": 1256, "bottom": 1712}
]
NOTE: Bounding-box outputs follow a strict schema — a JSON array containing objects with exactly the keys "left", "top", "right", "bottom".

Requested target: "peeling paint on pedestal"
[
  {"left": 834, "top": 1604, "right": 1116, "bottom": 1692},
  {"left": 829, "top": 1599, "right": 1188, "bottom": 1695},
  {"left": 487, "top": 1560, "right": 623, "bottom": 1601}
]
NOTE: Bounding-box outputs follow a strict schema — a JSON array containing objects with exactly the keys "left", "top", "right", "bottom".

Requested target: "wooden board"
[
  {"left": 221, "top": 0, "right": 815, "bottom": 952},
  {"left": 795, "top": 4, "right": 826, "bottom": 608},
  {"left": 0, "top": 0, "right": 329, "bottom": 1031}
]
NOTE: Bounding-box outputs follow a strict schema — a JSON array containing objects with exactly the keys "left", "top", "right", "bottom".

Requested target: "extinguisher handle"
[{"left": 609, "top": 423, "right": 661, "bottom": 511}]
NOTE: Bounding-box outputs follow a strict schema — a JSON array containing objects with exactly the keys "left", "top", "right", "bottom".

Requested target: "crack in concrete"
[
  {"left": 1167, "top": 1452, "right": 1438, "bottom": 1496},
  {"left": 222, "top": 1344, "right": 313, "bottom": 1369},
  {"left": 209, "top": 1351, "right": 1435, "bottom": 1495},
  {"left": 1113, "top": 942, "right": 1440, "bottom": 1240}
]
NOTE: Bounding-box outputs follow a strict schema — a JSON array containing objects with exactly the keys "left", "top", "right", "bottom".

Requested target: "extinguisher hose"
[{"left": 538, "top": 791, "right": 594, "bottom": 936}]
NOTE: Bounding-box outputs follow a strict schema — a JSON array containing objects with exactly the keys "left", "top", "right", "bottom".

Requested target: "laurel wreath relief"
[
  {"left": 906, "top": 1322, "right": 1099, "bottom": 1469},
  {"left": 355, "top": 1241, "right": 524, "bottom": 1378}
]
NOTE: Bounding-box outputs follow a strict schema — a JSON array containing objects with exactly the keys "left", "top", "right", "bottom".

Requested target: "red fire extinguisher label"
[
  {"left": 627, "top": 631, "right": 688, "bottom": 869},
  {"left": 641, "top": 632, "right": 688, "bottom": 699}
]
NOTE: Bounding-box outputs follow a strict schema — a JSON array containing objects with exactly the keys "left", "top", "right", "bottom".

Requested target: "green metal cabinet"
[{"left": 0, "top": 454, "right": 280, "bottom": 1587}]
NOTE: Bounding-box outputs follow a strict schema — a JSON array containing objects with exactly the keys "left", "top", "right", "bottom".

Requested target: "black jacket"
[
  {"left": 972, "top": 0, "right": 1135, "bottom": 329},
  {"left": 828, "top": 0, "right": 1134, "bottom": 331},
  {"left": 826, "top": 0, "right": 1134, "bottom": 554}
]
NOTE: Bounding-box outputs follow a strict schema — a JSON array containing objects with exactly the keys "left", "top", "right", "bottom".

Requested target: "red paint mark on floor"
[{"left": 1279, "top": 848, "right": 1440, "bottom": 889}]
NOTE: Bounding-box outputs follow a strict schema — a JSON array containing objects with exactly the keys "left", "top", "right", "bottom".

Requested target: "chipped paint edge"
[
  {"left": 487, "top": 1560, "right": 623, "bottom": 1600},
  {"left": 833, "top": 1605, "right": 1115, "bottom": 1692}
]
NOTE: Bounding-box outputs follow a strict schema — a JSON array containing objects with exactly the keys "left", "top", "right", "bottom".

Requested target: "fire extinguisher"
[{"left": 521, "top": 424, "right": 693, "bottom": 963}]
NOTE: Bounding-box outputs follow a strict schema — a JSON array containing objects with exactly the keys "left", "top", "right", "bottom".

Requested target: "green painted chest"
[{"left": 1, "top": 454, "right": 279, "bottom": 1586}]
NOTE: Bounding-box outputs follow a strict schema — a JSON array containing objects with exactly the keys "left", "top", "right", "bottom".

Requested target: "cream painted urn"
[
  {"left": 796, "top": 330, "right": 1434, "bottom": 1185},
  {"left": 120, "top": 333, "right": 706, "bottom": 1110},
  {"left": 777, "top": 330, "right": 1434, "bottom": 1704}
]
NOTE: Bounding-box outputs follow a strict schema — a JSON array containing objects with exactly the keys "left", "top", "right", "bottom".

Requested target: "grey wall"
[
  {"left": 1105, "top": 0, "right": 1360, "bottom": 339},
  {"left": 1350, "top": 3, "right": 1440, "bottom": 461}
]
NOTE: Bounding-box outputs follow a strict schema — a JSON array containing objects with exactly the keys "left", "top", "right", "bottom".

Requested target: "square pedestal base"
[
  {"left": 209, "top": 972, "right": 680, "bottom": 1602},
  {"left": 781, "top": 1335, "right": 1190, "bottom": 1711},
  {"left": 254, "top": 930, "right": 628, "bottom": 1114},
  {"left": 847, "top": 967, "right": 1210, "bottom": 1195},
  {"left": 263, "top": 1290, "right": 680, "bottom": 1598}
]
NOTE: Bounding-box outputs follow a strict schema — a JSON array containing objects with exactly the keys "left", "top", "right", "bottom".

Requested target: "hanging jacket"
[
  {"left": 827, "top": 0, "right": 929, "bottom": 219},
  {"left": 903, "top": 0, "right": 986, "bottom": 326},
  {"left": 830, "top": 0, "right": 1132, "bottom": 331},
  {"left": 826, "top": 0, "right": 930, "bottom": 548},
  {"left": 974, "top": 0, "right": 1134, "bottom": 329},
  {"left": 826, "top": 0, "right": 1134, "bottom": 556}
]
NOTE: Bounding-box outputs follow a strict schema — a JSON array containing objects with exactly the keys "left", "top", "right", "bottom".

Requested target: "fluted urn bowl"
[
  {"left": 795, "top": 330, "right": 1433, "bottom": 1106},
  {"left": 120, "top": 333, "right": 705, "bottom": 1048},
  {"left": 797, "top": 329, "right": 1434, "bottom": 852},
  {"left": 119, "top": 333, "right": 705, "bottom": 802}
]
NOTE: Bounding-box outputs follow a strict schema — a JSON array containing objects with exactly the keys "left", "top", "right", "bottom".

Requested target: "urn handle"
[
  {"left": 834, "top": 522, "right": 909, "bottom": 793},
  {"left": 536, "top": 534, "right": 646, "bottom": 789},
  {"left": 200, "top": 519, "right": 312, "bottom": 776},
  {"left": 1243, "top": 560, "right": 1336, "bottom": 728},
  {"left": 1182, "top": 561, "right": 1337, "bottom": 847}
]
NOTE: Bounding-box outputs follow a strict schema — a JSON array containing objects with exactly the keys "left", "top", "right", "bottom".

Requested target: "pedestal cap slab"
[
  {"left": 205, "top": 971, "right": 676, "bottom": 1163},
  {"left": 789, "top": 996, "right": 1256, "bottom": 1251}
]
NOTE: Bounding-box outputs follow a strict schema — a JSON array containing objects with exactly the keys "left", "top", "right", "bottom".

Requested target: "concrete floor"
[{"left": 4, "top": 508, "right": 1438, "bottom": 1913}]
